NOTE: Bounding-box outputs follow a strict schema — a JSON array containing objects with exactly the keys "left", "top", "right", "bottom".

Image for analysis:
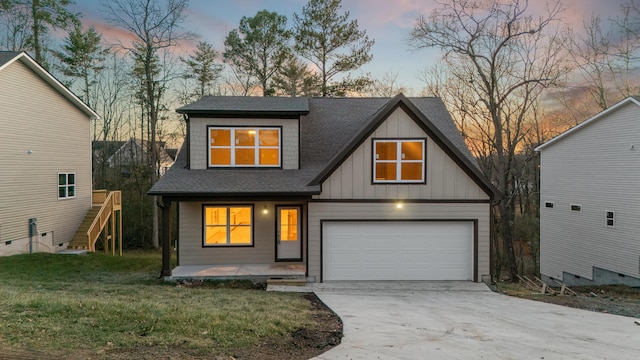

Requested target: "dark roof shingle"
[{"left": 150, "top": 95, "right": 495, "bottom": 197}]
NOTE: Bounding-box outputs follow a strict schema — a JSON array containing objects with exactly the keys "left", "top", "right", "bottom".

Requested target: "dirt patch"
[
  {"left": 0, "top": 292, "right": 342, "bottom": 360},
  {"left": 230, "top": 293, "right": 343, "bottom": 360},
  {"left": 497, "top": 283, "right": 640, "bottom": 319}
]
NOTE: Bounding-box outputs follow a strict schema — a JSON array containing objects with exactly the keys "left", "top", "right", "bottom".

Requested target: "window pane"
[
  {"left": 67, "top": 173, "right": 75, "bottom": 184},
  {"left": 375, "top": 142, "right": 397, "bottom": 160},
  {"left": 230, "top": 207, "right": 251, "bottom": 225},
  {"left": 68, "top": 185, "right": 75, "bottom": 197},
  {"left": 259, "top": 149, "right": 279, "bottom": 166},
  {"left": 205, "top": 226, "right": 227, "bottom": 244},
  {"left": 401, "top": 141, "right": 423, "bottom": 160},
  {"left": 59, "top": 186, "right": 66, "bottom": 198},
  {"left": 210, "top": 129, "right": 230, "bottom": 146},
  {"left": 205, "top": 207, "right": 227, "bottom": 226},
  {"left": 259, "top": 129, "right": 279, "bottom": 146},
  {"left": 230, "top": 226, "right": 251, "bottom": 244},
  {"left": 210, "top": 148, "right": 231, "bottom": 165},
  {"left": 280, "top": 209, "right": 298, "bottom": 241},
  {"left": 235, "top": 129, "right": 255, "bottom": 146},
  {"left": 235, "top": 148, "right": 255, "bottom": 165},
  {"left": 59, "top": 174, "right": 66, "bottom": 186},
  {"left": 401, "top": 162, "right": 423, "bottom": 181},
  {"left": 375, "top": 163, "right": 397, "bottom": 180}
]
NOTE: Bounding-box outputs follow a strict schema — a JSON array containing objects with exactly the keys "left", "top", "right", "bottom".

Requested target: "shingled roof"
[
  {"left": 176, "top": 96, "right": 309, "bottom": 116},
  {"left": 149, "top": 94, "right": 495, "bottom": 198}
]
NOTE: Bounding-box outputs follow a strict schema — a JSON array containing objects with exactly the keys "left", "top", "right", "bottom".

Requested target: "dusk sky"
[{"left": 69, "top": 0, "right": 631, "bottom": 92}]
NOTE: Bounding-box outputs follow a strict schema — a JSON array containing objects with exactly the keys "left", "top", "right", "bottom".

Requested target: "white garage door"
[{"left": 323, "top": 221, "right": 473, "bottom": 281}]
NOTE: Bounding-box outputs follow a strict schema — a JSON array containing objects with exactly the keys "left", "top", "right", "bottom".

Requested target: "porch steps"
[
  {"left": 67, "top": 207, "right": 101, "bottom": 249},
  {"left": 267, "top": 277, "right": 307, "bottom": 286}
]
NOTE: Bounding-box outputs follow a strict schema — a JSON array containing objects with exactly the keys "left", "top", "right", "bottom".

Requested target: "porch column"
[{"left": 161, "top": 198, "right": 172, "bottom": 277}]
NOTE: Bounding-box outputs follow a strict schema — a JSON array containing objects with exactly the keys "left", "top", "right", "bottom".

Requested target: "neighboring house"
[
  {"left": 536, "top": 96, "right": 640, "bottom": 286},
  {"left": 107, "top": 138, "right": 176, "bottom": 176},
  {"left": 150, "top": 94, "right": 497, "bottom": 282},
  {"left": 0, "top": 51, "right": 99, "bottom": 255}
]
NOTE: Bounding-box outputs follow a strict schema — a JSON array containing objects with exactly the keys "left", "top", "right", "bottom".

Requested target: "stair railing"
[{"left": 87, "top": 190, "right": 122, "bottom": 252}]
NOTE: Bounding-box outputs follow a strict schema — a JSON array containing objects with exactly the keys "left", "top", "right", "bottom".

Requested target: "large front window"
[
  {"left": 208, "top": 127, "right": 280, "bottom": 167},
  {"left": 373, "top": 139, "right": 425, "bottom": 183},
  {"left": 204, "top": 206, "right": 253, "bottom": 246}
]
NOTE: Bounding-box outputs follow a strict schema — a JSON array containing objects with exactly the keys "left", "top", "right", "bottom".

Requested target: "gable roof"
[
  {"left": 535, "top": 96, "right": 640, "bottom": 152},
  {"left": 0, "top": 51, "right": 99, "bottom": 119},
  {"left": 149, "top": 95, "right": 496, "bottom": 198},
  {"left": 308, "top": 94, "right": 494, "bottom": 196}
]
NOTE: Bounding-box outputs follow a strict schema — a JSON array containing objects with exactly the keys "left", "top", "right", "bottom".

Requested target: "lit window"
[
  {"left": 204, "top": 206, "right": 253, "bottom": 246},
  {"left": 208, "top": 127, "right": 280, "bottom": 167},
  {"left": 373, "top": 139, "right": 425, "bottom": 183},
  {"left": 58, "top": 173, "right": 76, "bottom": 199}
]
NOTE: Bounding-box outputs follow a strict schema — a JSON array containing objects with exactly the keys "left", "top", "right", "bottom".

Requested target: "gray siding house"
[
  {"left": 0, "top": 52, "right": 98, "bottom": 255},
  {"left": 536, "top": 96, "right": 640, "bottom": 286},
  {"left": 150, "top": 94, "right": 496, "bottom": 282}
]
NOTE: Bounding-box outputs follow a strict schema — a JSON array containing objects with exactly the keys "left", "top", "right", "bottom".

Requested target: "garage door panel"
[{"left": 323, "top": 221, "right": 473, "bottom": 281}]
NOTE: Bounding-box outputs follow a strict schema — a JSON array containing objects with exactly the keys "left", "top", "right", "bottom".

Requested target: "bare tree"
[
  {"left": 410, "top": 0, "right": 570, "bottom": 280},
  {"left": 369, "top": 70, "right": 407, "bottom": 97},
  {"left": 104, "top": 0, "right": 193, "bottom": 248}
]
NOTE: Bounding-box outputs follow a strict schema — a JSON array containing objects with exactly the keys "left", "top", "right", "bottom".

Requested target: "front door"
[{"left": 276, "top": 206, "right": 302, "bottom": 261}]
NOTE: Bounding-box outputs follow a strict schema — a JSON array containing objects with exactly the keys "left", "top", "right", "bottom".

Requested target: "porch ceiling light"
[{"left": 396, "top": 202, "right": 403, "bottom": 209}]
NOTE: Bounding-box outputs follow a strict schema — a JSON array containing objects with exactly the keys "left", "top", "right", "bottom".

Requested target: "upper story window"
[
  {"left": 208, "top": 127, "right": 281, "bottom": 167},
  {"left": 373, "top": 139, "right": 425, "bottom": 183},
  {"left": 58, "top": 173, "right": 75, "bottom": 199}
]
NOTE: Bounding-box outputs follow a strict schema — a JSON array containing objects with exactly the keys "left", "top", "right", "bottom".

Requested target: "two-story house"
[
  {"left": 0, "top": 51, "right": 101, "bottom": 255},
  {"left": 150, "top": 94, "right": 496, "bottom": 282}
]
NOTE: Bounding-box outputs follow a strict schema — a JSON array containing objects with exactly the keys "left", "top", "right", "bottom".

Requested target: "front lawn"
[{"left": 0, "top": 252, "right": 340, "bottom": 359}]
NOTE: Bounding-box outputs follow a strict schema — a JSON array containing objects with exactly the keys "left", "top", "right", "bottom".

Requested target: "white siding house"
[
  {"left": 536, "top": 96, "right": 640, "bottom": 286},
  {"left": 0, "top": 52, "right": 98, "bottom": 255}
]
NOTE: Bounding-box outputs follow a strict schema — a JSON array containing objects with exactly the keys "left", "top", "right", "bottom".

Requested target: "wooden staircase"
[{"left": 67, "top": 190, "right": 122, "bottom": 255}]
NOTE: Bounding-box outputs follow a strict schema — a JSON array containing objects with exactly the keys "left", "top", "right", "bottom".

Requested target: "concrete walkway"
[{"left": 309, "top": 282, "right": 640, "bottom": 360}]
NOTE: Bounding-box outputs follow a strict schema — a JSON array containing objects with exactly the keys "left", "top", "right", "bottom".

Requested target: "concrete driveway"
[{"left": 310, "top": 282, "right": 640, "bottom": 360}]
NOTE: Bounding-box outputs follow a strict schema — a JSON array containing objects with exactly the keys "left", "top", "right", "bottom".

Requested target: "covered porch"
[{"left": 168, "top": 263, "right": 306, "bottom": 282}]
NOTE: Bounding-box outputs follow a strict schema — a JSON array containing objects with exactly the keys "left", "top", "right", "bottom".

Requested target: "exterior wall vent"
[
  {"left": 545, "top": 202, "right": 554, "bottom": 208},
  {"left": 570, "top": 204, "right": 581, "bottom": 211}
]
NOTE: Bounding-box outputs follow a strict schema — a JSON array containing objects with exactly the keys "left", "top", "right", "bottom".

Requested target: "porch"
[{"left": 168, "top": 263, "right": 306, "bottom": 282}]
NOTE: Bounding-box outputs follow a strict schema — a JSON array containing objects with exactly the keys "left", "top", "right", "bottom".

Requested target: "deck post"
[{"left": 161, "top": 198, "right": 172, "bottom": 277}]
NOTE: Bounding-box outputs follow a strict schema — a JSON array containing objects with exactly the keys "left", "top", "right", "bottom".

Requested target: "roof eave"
[
  {"left": 147, "top": 190, "right": 320, "bottom": 197},
  {"left": 1, "top": 52, "right": 100, "bottom": 120},
  {"left": 176, "top": 109, "right": 310, "bottom": 117},
  {"left": 535, "top": 96, "right": 640, "bottom": 152}
]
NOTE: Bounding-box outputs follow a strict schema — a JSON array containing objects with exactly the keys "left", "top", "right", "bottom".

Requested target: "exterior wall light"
[
  {"left": 396, "top": 202, "right": 403, "bottom": 209},
  {"left": 262, "top": 206, "right": 269, "bottom": 214}
]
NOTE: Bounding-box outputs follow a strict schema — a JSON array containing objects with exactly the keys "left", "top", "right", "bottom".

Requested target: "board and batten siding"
[
  {"left": 189, "top": 117, "right": 299, "bottom": 170},
  {"left": 178, "top": 201, "right": 305, "bottom": 265},
  {"left": 313, "top": 108, "right": 488, "bottom": 201},
  {"left": 0, "top": 60, "right": 92, "bottom": 253},
  {"left": 539, "top": 101, "right": 640, "bottom": 281},
  {"left": 307, "top": 202, "right": 490, "bottom": 282}
]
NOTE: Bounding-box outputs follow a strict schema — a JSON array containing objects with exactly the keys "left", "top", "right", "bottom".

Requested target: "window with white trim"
[
  {"left": 203, "top": 206, "right": 253, "bottom": 246},
  {"left": 208, "top": 127, "right": 280, "bottom": 167},
  {"left": 373, "top": 139, "right": 425, "bottom": 183},
  {"left": 58, "top": 173, "right": 75, "bottom": 199}
]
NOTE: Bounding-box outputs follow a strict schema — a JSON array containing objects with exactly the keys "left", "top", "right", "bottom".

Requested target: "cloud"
[{"left": 344, "top": 0, "right": 433, "bottom": 29}]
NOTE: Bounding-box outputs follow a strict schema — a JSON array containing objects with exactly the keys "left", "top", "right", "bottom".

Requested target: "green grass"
[{"left": 0, "top": 252, "right": 315, "bottom": 356}]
